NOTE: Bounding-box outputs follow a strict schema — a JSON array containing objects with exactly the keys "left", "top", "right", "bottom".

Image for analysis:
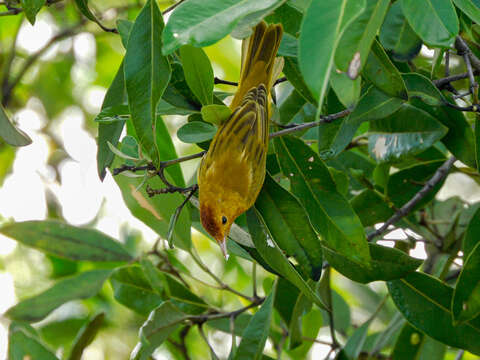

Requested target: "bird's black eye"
[{"left": 222, "top": 216, "right": 227, "bottom": 225}]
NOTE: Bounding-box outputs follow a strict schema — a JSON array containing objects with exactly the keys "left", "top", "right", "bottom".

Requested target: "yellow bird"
[{"left": 198, "top": 21, "right": 283, "bottom": 258}]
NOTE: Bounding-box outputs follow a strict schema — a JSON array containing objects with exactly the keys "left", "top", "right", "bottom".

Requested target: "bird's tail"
[{"left": 230, "top": 22, "right": 283, "bottom": 109}]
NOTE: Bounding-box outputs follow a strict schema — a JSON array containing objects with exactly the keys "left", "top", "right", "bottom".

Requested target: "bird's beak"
[{"left": 219, "top": 238, "right": 229, "bottom": 260}]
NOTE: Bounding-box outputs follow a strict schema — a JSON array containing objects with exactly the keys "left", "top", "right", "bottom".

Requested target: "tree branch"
[{"left": 367, "top": 157, "right": 456, "bottom": 241}]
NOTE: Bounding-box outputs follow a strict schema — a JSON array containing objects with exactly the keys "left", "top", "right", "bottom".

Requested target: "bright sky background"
[{"left": 1, "top": 14, "right": 480, "bottom": 360}]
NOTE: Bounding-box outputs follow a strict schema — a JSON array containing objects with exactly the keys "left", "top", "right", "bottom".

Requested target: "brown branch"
[
  {"left": 0, "top": 0, "right": 63, "bottom": 16},
  {"left": 162, "top": 0, "right": 186, "bottom": 14},
  {"left": 367, "top": 157, "right": 456, "bottom": 241}
]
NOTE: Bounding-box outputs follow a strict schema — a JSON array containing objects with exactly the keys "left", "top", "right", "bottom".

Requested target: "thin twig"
[
  {"left": 198, "top": 324, "right": 219, "bottom": 360},
  {"left": 367, "top": 157, "right": 456, "bottom": 241},
  {"left": 162, "top": 0, "right": 186, "bottom": 14},
  {"left": 189, "top": 297, "right": 265, "bottom": 324}
]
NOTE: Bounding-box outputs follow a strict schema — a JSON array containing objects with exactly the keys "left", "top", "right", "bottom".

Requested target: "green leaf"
[
  {"left": 0, "top": 220, "right": 132, "bottom": 262},
  {"left": 342, "top": 319, "right": 372, "bottom": 359},
  {"left": 274, "top": 136, "right": 371, "bottom": 266},
  {"left": 379, "top": 2, "right": 422, "bottom": 61},
  {"left": 452, "top": 242, "right": 480, "bottom": 323},
  {"left": 179, "top": 45, "right": 214, "bottom": 105},
  {"left": 177, "top": 121, "right": 217, "bottom": 144},
  {"left": 388, "top": 272, "right": 480, "bottom": 355},
  {"left": 117, "top": 19, "right": 133, "bottom": 48},
  {"left": 288, "top": 292, "right": 311, "bottom": 349},
  {"left": 283, "top": 57, "right": 316, "bottom": 104},
  {"left": 387, "top": 160, "right": 446, "bottom": 209},
  {"left": 266, "top": 3, "right": 303, "bottom": 36},
  {"left": 464, "top": 207, "right": 480, "bottom": 258},
  {"left": 350, "top": 189, "right": 394, "bottom": 227},
  {"left": 363, "top": 39, "right": 408, "bottom": 100},
  {"left": 0, "top": 104, "right": 32, "bottom": 147},
  {"left": 9, "top": 323, "right": 58, "bottom": 360},
  {"left": 255, "top": 174, "right": 323, "bottom": 280},
  {"left": 67, "top": 313, "right": 105, "bottom": 360},
  {"left": 454, "top": 0, "right": 480, "bottom": 24},
  {"left": 110, "top": 265, "right": 163, "bottom": 315},
  {"left": 97, "top": 61, "right": 126, "bottom": 181},
  {"left": 201, "top": 104, "right": 232, "bottom": 125},
  {"left": 6, "top": 270, "right": 111, "bottom": 322},
  {"left": 368, "top": 104, "right": 448, "bottom": 163},
  {"left": 391, "top": 323, "right": 425, "bottom": 360},
  {"left": 335, "top": 0, "right": 390, "bottom": 73},
  {"left": 132, "top": 301, "right": 187, "bottom": 360},
  {"left": 324, "top": 243, "right": 422, "bottom": 283},
  {"left": 21, "top": 0, "right": 46, "bottom": 24},
  {"left": 402, "top": 73, "right": 446, "bottom": 106},
  {"left": 277, "top": 33, "right": 298, "bottom": 57},
  {"left": 299, "top": 0, "right": 366, "bottom": 110},
  {"left": 319, "top": 86, "right": 404, "bottom": 159},
  {"left": 274, "top": 278, "right": 300, "bottom": 326},
  {"left": 411, "top": 98, "right": 477, "bottom": 168},
  {"left": 329, "top": 71, "right": 361, "bottom": 108},
  {"left": 246, "top": 209, "right": 327, "bottom": 310},
  {"left": 162, "top": 62, "right": 202, "bottom": 112},
  {"left": 234, "top": 287, "right": 276, "bottom": 360},
  {"left": 279, "top": 89, "right": 306, "bottom": 125},
  {"left": 162, "top": 0, "right": 285, "bottom": 54},
  {"left": 124, "top": 0, "right": 171, "bottom": 165},
  {"left": 401, "top": 0, "right": 459, "bottom": 47}
]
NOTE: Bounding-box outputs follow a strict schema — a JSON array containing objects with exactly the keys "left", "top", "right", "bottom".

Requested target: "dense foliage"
[{"left": 2, "top": 0, "right": 480, "bottom": 359}]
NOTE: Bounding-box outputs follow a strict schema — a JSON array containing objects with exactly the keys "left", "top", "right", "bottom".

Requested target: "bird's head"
[{"left": 199, "top": 190, "right": 244, "bottom": 259}]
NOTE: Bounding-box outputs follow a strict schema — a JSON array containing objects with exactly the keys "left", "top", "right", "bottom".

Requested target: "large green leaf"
[
  {"left": 379, "top": 1, "right": 422, "bottom": 61},
  {"left": 97, "top": 61, "right": 126, "bottom": 181},
  {"left": 335, "top": 0, "right": 390, "bottom": 72},
  {"left": 368, "top": 104, "right": 448, "bottom": 163},
  {"left": 246, "top": 209, "right": 327, "bottom": 309},
  {"left": 6, "top": 270, "right": 111, "bottom": 322},
  {"left": 363, "top": 39, "right": 408, "bottom": 100},
  {"left": 162, "top": 0, "right": 285, "bottom": 54},
  {"left": 453, "top": 0, "right": 480, "bottom": 24},
  {"left": 452, "top": 242, "right": 480, "bottom": 323},
  {"left": 388, "top": 272, "right": 480, "bottom": 355},
  {"left": 255, "top": 173, "right": 323, "bottom": 281},
  {"left": 402, "top": 73, "right": 445, "bottom": 106},
  {"left": 324, "top": 243, "right": 422, "bottom": 283},
  {"left": 299, "top": 0, "right": 365, "bottom": 111},
  {"left": 0, "top": 104, "right": 32, "bottom": 147},
  {"left": 124, "top": 0, "right": 171, "bottom": 165},
  {"left": 274, "top": 136, "right": 371, "bottom": 266},
  {"left": 110, "top": 265, "right": 163, "bottom": 316},
  {"left": 401, "top": 0, "right": 459, "bottom": 47},
  {"left": 132, "top": 302, "right": 188, "bottom": 360},
  {"left": 179, "top": 45, "right": 214, "bottom": 105},
  {"left": 0, "top": 220, "right": 132, "bottom": 262},
  {"left": 233, "top": 288, "right": 275, "bottom": 360},
  {"left": 9, "top": 323, "right": 58, "bottom": 360},
  {"left": 391, "top": 323, "right": 425, "bottom": 360},
  {"left": 21, "top": 0, "right": 46, "bottom": 24},
  {"left": 411, "top": 98, "right": 477, "bottom": 168},
  {"left": 319, "top": 86, "right": 404, "bottom": 159}
]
